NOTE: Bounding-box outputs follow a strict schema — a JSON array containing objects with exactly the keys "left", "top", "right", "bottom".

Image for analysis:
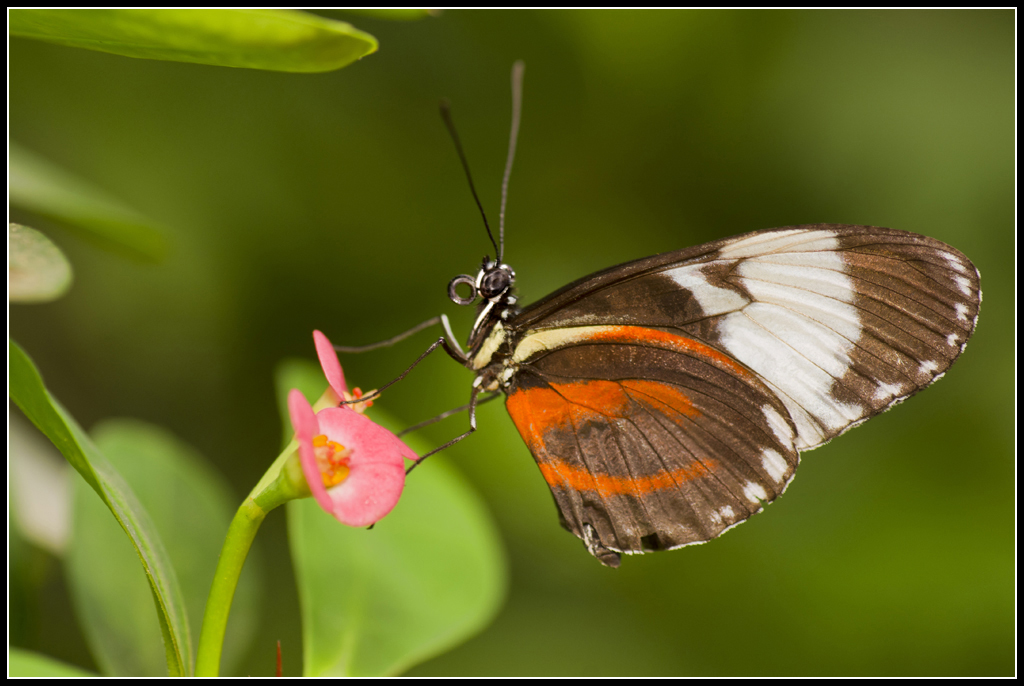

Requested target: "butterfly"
[
  {"left": 446, "top": 225, "right": 981, "bottom": 566},
  {"left": 343, "top": 64, "right": 981, "bottom": 566}
]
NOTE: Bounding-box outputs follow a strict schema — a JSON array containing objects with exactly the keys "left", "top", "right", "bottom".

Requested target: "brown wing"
[{"left": 505, "top": 326, "right": 800, "bottom": 566}]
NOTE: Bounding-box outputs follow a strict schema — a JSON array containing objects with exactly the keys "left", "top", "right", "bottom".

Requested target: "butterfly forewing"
[
  {"left": 500, "top": 225, "right": 980, "bottom": 563},
  {"left": 514, "top": 225, "right": 980, "bottom": 448}
]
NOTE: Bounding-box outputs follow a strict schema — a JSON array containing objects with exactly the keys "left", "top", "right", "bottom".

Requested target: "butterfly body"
[{"left": 455, "top": 224, "right": 980, "bottom": 566}]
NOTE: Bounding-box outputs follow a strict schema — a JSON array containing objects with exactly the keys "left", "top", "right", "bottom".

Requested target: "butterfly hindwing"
[{"left": 505, "top": 326, "right": 800, "bottom": 565}]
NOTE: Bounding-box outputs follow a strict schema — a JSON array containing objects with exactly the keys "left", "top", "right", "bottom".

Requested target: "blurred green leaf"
[
  {"left": 331, "top": 9, "right": 438, "bottom": 21},
  {"left": 65, "top": 484, "right": 165, "bottom": 677},
  {"left": 66, "top": 419, "right": 261, "bottom": 676},
  {"left": 276, "top": 358, "right": 327, "bottom": 406},
  {"left": 8, "top": 648, "right": 96, "bottom": 677},
  {"left": 288, "top": 460, "right": 506, "bottom": 677},
  {"left": 8, "top": 341, "right": 192, "bottom": 676},
  {"left": 9, "top": 143, "right": 167, "bottom": 262},
  {"left": 8, "top": 223, "right": 73, "bottom": 303},
  {"left": 278, "top": 359, "right": 506, "bottom": 676},
  {"left": 9, "top": 9, "right": 377, "bottom": 72},
  {"left": 274, "top": 358, "right": 323, "bottom": 450}
]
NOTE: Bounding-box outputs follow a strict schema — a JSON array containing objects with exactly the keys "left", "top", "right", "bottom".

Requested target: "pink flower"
[
  {"left": 313, "top": 329, "right": 374, "bottom": 413},
  {"left": 288, "top": 331, "right": 417, "bottom": 527}
]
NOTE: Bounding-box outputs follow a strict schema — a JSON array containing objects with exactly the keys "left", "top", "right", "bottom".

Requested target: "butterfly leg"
[
  {"left": 405, "top": 384, "right": 487, "bottom": 475},
  {"left": 397, "top": 391, "right": 501, "bottom": 438},
  {"left": 332, "top": 314, "right": 468, "bottom": 408},
  {"left": 333, "top": 314, "right": 466, "bottom": 362},
  {"left": 339, "top": 332, "right": 467, "bottom": 408}
]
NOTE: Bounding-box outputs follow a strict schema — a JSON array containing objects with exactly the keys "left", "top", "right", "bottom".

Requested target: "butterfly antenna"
[
  {"left": 440, "top": 99, "right": 500, "bottom": 261},
  {"left": 498, "top": 60, "right": 525, "bottom": 264}
]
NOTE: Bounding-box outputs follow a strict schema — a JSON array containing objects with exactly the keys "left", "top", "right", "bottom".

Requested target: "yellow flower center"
[
  {"left": 312, "top": 434, "right": 351, "bottom": 488},
  {"left": 344, "top": 386, "right": 375, "bottom": 414}
]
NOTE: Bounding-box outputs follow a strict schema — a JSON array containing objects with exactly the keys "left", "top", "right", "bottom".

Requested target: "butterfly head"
[{"left": 448, "top": 257, "right": 516, "bottom": 307}]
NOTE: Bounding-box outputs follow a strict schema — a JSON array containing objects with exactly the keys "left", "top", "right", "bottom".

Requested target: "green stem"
[{"left": 195, "top": 443, "right": 308, "bottom": 676}]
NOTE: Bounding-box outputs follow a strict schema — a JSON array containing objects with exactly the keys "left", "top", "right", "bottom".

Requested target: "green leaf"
[
  {"left": 8, "top": 648, "right": 96, "bottom": 677},
  {"left": 9, "top": 143, "right": 167, "bottom": 262},
  {"left": 330, "top": 9, "right": 438, "bottom": 21},
  {"left": 276, "top": 359, "right": 506, "bottom": 676},
  {"left": 9, "top": 9, "right": 377, "bottom": 72},
  {"left": 66, "top": 484, "right": 166, "bottom": 676},
  {"left": 289, "top": 459, "right": 506, "bottom": 676},
  {"left": 66, "top": 419, "right": 262, "bottom": 676},
  {"left": 273, "top": 358, "right": 325, "bottom": 448},
  {"left": 8, "top": 223, "right": 73, "bottom": 303},
  {"left": 9, "top": 340, "right": 193, "bottom": 676}
]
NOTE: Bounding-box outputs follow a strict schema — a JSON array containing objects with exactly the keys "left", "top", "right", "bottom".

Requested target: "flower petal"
[
  {"left": 288, "top": 388, "right": 318, "bottom": 442},
  {"left": 288, "top": 389, "right": 333, "bottom": 513},
  {"left": 313, "top": 330, "right": 348, "bottom": 400},
  {"left": 314, "top": 406, "right": 418, "bottom": 526},
  {"left": 325, "top": 461, "right": 407, "bottom": 527},
  {"left": 316, "top": 407, "right": 418, "bottom": 466}
]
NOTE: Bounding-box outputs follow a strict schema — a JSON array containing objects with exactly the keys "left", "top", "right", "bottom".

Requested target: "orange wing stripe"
[
  {"left": 547, "top": 379, "right": 632, "bottom": 416},
  {"left": 538, "top": 458, "right": 718, "bottom": 496},
  {"left": 584, "top": 326, "right": 755, "bottom": 382},
  {"left": 506, "top": 381, "right": 628, "bottom": 455},
  {"left": 506, "top": 379, "right": 699, "bottom": 448},
  {"left": 506, "top": 378, "right": 708, "bottom": 495},
  {"left": 619, "top": 379, "right": 700, "bottom": 419}
]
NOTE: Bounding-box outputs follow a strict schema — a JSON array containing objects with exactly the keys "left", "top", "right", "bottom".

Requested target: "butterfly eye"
[
  {"left": 479, "top": 268, "right": 512, "bottom": 300},
  {"left": 448, "top": 274, "right": 478, "bottom": 306}
]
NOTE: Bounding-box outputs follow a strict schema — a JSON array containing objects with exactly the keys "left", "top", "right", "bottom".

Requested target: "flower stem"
[
  {"left": 195, "top": 443, "right": 308, "bottom": 676},
  {"left": 195, "top": 496, "right": 265, "bottom": 676}
]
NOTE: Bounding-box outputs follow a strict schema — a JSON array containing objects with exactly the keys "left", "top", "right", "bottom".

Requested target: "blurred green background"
[{"left": 9, "top": 9, "right": 1014, "bottom": 676}]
